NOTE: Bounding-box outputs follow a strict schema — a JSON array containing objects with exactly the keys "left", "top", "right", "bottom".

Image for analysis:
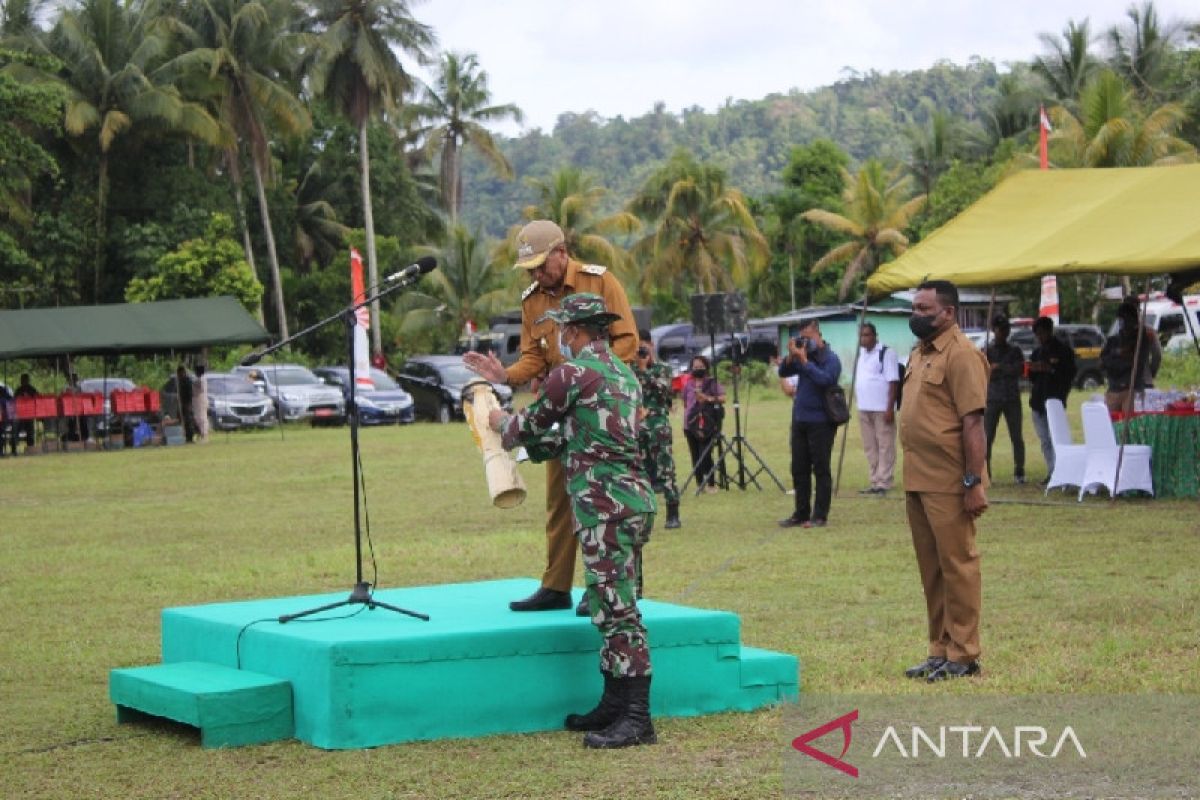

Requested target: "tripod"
[
  {"left": 243, "top": 277, "right": 429, "bottom": 625},
  {"left": 680, "top": 333, "right": 786, "bottom": 494}
]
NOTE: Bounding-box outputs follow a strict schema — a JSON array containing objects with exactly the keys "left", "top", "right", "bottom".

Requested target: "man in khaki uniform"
[
  {"left": 464, "top": 220, "right": 637, "bottom": 612},
  {"left": 899, "top": 280, "right": 990, "bottom": 683}
]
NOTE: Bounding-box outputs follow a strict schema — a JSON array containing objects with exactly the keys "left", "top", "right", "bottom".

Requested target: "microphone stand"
[{"left": 243, "top": 272, "right": 429, "bottom": 624}]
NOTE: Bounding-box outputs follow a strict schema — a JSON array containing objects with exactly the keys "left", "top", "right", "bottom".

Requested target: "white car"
[{"left": 1165, "top": 333, "right": 1199, "bottom": 355}]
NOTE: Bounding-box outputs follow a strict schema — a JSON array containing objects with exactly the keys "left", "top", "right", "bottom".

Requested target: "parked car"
[
  {"left": 1008, "top": 323, "right": 1105, "bottom": 390},
  {"left": 1165, "top": 333, "right": 1199, "bottom": 354},
  {"left": 312, "top": 366, "right": 416, "bottom": 425},
  {"left": 396, "top": 355, "right": 512, "bottom": 423},
  {"left": 161, "top": 372, "right": 276, "bottom": 431},
  {"left": 78, "top": 377, "right": 145, "bottom": 436},
  {"left": 231, "top": 363, "right": 346, "bottom": 425}
]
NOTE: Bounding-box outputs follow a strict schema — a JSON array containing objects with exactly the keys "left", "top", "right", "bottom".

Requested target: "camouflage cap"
[
  {"left": 513, "top": 220, "right": 566, "bottom": 269},
  {"left": 537, "top": 293, "right": 622, "bottom": 327}
]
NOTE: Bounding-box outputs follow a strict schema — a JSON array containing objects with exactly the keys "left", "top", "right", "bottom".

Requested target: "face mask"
[
  {"left": 691, "top": 368, "right": 707, "bottom": 378},
  {"left": 909, "top": 313, "right": 939, "bottom": 340},
  {"left": 558, "top": 330, "right": 574, "bottom": 360}
]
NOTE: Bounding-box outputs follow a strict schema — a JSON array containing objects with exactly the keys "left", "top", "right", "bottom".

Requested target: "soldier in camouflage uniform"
[
  {"left": 489, "top": 293, "right": 657, "bottom": 749},
  {"left": 633, "top": 329, "right": 681, "bottom": 532}
]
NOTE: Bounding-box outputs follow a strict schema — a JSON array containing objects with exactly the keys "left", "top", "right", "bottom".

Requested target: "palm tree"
[
  {"left": 37, "top": 0, "right": 222, "bottom": 301},
  {"left": 303, "top": 0, "right": 435, "bottom": 355},
  {"left": 407, "top": 51, "right": 522, "bottom": 223},
  {"left": 159, "top": 0, "right": 311, "bottom": 339},
  {"left": 982, "top": 70, "right": 1041, "bottom": 149},
  {"left": 801, "top": 160, "right": 927, "bottom": 300},
  {"left": 628, "top": 150, "right": 768, "bottom": 296},
  {"left": 1032, "top": 19, "right": 1101, "bottom": 107},
  {"left": 1046, "top": 69, "right": 1195, "bottom": 167},
  {"left": 398, "top": 224, "right": 513, "bottom": 338},
  {"left": 1106, "top": 1, "right": 1179, "bottom": 101},
  {"left": 513, "top": 166, "right": 639, "bottom": 279},
  {"left": 904, "top": 106, "right": 977, "bottom": 197},
  {"left": 290, "top": 159, "right": 351, "bottom": 271}
]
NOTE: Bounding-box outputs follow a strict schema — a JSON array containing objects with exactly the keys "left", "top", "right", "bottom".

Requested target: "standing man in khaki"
[
  {"left": 464, "top": 220, "right": 638, "bottom": 613},
  {"left": 899, "top": 280, "right": 990, "bottom": 683}
]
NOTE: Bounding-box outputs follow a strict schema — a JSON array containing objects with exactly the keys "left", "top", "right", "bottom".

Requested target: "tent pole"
[
  {"left": 833, "top": 289, "right": 871, "bottom": 496},
  {"left": 1111, "top": 278, "right": 1153, "bottom": 500}
]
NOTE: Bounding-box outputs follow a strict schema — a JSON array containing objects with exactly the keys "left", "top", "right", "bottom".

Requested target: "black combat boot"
[
  {"left": 664, "top": 502, "right": 680, "bottom": 529},
  {"left": 565, "top": 672, "right": 623, "bottom": 732},
  {"left": 582, "top": 675, "right": 656, "bottom": 748}
]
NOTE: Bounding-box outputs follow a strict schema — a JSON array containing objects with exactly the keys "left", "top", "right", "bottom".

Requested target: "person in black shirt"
[
  {"left": 984, "top": 314, "right": 1026, "bottom": 484},
  {"left": 1027, "top": 317, "right": 1076, "bottom": 481}
]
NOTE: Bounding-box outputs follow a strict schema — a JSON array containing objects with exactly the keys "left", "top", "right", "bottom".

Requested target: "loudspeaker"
[{"left": 690, "top": 291, "right": 746, "bottom": 335}]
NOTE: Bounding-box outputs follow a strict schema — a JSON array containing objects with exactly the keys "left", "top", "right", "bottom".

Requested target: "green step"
[{"left": 110, "top": 661, "right": 292, "bottom": 748}]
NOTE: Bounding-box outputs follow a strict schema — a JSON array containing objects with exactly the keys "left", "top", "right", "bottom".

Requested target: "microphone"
[
  {"left": 240, "top": 351, "right": 264, "bottom": 367},
  {"left": 383, "top": 256, "right": 438, "bottom": 284}
]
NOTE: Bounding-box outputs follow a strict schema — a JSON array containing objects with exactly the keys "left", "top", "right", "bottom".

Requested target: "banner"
[
  {"left": 350, "top": 248, "right": 373, "bottom": 389},
  {"left": 1038, "top": 274, "right": 1060, "bottom": 324}
]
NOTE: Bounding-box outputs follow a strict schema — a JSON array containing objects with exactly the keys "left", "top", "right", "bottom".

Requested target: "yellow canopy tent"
[{"left": 866, "top": 165, "right": 1200, "bottom": 297}]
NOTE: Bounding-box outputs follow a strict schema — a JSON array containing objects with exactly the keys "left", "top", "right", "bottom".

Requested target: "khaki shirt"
[
  {"left": 899, "top": 324, "right": 989, "bottom": 493},
  {"left": 505, "top": 259, "right": 638, "bottom": 386}
]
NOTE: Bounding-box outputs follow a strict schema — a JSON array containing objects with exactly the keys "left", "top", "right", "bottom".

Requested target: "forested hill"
[{"left": 459, "top": 58, "right": 1005, "bottom": 236}]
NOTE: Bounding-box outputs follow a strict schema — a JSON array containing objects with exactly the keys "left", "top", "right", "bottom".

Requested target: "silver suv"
[{"left": 233, "top": 364, "right": 346, "bottom": 425}]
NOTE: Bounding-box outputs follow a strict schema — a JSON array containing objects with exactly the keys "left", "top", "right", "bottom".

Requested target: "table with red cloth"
[{"left": 1113, "top": 410, "right": 1200, "bottom": 499}]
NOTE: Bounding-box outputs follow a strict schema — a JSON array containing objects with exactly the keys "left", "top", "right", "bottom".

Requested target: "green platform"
[
  {"left": 110, "top": 661, "right": 292, "bottom": 748},
  {"left": 153, "top": 578, "right": 798, "bottom": 749}
]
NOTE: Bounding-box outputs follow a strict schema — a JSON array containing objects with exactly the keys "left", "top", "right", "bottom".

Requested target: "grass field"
[{"left": 1, "top": 391, "right": 1196, "bottom": 799}]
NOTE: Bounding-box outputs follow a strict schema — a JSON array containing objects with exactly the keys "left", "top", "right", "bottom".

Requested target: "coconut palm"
[
  {"left": 1033, "top": 18, "right": 1101, "bottom": 107},
  {"left": 37, "top": 0, "right": 222, "bottom": 301},
  {"left": 628, "top": 150, "right": 768, "bottom": 296},
  {"left": 509, "top": 166, "right": 639, "bottom": 279},
  {"left": 398, "top": 224, "right": 513, "bottom": 337},
  {"left": 1046, "top": 69, "right": 1195, "bottom": 167},
  {"left": 407, "top": 51, "right": 522, "bottom": 223},
  {"left": 801, "top": 160, "right": 927, "bottom": 300},
  {"left": 303, "top": 0, "right": 435, "bottom": 355},
  {"left": 1106, "top": 1, "right": 1179, "bottom": 101},
  {"left": 982, "top": 70, "right": 1041, "bottom": 149},
  {"left": 290, "top": 159, "right": 351, "bottom": 271},
  {"left": 160, "top": 0, "right": 310, "bottom": 339},
  {"left": 904, "top": 106, "right": 978, "bottom": 197}
]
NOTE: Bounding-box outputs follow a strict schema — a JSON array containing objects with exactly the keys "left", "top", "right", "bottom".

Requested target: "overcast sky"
[{"left": 413, "top": 0, "right": 1197, "bottom": 134}]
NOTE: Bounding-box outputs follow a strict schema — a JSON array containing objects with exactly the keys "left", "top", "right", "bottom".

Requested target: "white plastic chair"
[
  {"left": 1078, "top": 402, "right": 1154, "bottom": 501},
  {"left": 1044, "top": 399, "right": 1087, "bottom": 493}
]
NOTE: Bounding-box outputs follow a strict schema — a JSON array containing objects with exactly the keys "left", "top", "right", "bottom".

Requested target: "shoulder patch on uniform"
[
  {"left": 580, "top": 264, "right": 607, "bottom": 276},
  {"left": 521, "top": 281, "right": 539, "bottom": 301}
]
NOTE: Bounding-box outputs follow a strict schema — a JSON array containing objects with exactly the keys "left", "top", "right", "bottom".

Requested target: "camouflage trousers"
[
  {"left": 578, "top": 513, "right": 654, "bottom": 678},
  {"left": 639, "top": 421, "right": 679, "bottom": 505}
]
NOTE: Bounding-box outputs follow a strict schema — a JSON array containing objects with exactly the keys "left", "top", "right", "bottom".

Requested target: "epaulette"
[
  {"left": 521, "top": 281, "right": 539, "bottom": 301},
  {"left": 580, "top": 264, "right": 607, "bottom": 276}
]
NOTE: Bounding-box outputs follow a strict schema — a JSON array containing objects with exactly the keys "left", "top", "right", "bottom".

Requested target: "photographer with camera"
[
  {"left": 778, "top": 319, "right": 842, "bottom": 529},
  {"left": 634, "top": 330, "right": 681, "bottom": 529},
  {"left": 682, "top": 355, "right": 725, "bottom": 493}
]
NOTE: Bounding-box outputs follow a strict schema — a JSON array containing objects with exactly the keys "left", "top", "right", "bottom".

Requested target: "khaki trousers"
[
  {"left": 906, "top": 491, "right": 982, "bottom": 664},
  {"left": 542, "top": 458, "right": 577, "bottom": 592},
  {"left": 858, "top": 410, "right": 896, "bottom": 490}
]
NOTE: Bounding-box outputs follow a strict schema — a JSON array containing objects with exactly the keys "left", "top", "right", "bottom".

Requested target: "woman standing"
[{"left": 681, "top": 356, "right": 725, "bottom": 493}]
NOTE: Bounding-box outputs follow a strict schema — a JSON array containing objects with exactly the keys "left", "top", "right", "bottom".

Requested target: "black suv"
[{"left": 1008, "top": 323, "right": 1105, "bottom": 390}]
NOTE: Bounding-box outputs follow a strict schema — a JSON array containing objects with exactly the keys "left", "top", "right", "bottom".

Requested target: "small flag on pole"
[{"left": 1038, "top": 105, "right": 1052, "bottom": 171}]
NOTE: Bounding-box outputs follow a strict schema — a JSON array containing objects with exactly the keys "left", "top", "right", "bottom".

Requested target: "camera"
[{"left": 794, "top": 336, "right": 809, "bottom": 348}]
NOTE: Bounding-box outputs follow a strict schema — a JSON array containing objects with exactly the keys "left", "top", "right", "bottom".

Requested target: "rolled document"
[{"left": 462, "top": 378, "right": 527, "bottom": 509}]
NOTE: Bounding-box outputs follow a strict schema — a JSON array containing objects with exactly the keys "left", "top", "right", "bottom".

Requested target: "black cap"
[{"left": 992, "top": 313, "right": 1010, "bottom": 328}]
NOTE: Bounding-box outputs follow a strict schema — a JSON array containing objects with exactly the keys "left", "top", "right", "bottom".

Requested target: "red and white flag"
[
  {"left": 349, "top": 248, "right": 373, "bottom": 389},
  {"left": 1038, "top": 105, "right": 1052, "bottom": 171}
]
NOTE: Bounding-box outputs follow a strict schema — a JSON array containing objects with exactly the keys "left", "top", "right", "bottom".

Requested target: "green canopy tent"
[
  {"left": 863, "top": 165, "right": 1200, "bottom": 499},
  {"left": 0, "top": 296, "right": 270, "bottom": 360},
  {"left": 866, "top": 165, "right": 1200, "bottom": 297}
]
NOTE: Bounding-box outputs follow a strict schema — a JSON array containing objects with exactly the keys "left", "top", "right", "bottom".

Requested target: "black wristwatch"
[{"left": 962, "top": 473, "right": 982, "bottom": 489}]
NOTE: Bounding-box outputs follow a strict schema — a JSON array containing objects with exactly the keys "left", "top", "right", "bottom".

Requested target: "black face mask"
[
  {"left": 909, "top": 313, "right": 939, "bottom": 340},
  {"left": 691, "top": 368, "right": 707, "bottom": 378}
]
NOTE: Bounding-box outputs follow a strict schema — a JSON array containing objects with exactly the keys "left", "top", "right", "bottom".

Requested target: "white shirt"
[{"left": 855, "top": 344, "right": 900, "bottom": 412}]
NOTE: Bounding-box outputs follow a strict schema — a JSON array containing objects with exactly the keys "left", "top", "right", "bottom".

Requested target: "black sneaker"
[
  {"left": 927, "top": 660, "right": 982, "bottom": 682},
  {"left": 904, "top": 655, "right": 946, "bottom": 679}
]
